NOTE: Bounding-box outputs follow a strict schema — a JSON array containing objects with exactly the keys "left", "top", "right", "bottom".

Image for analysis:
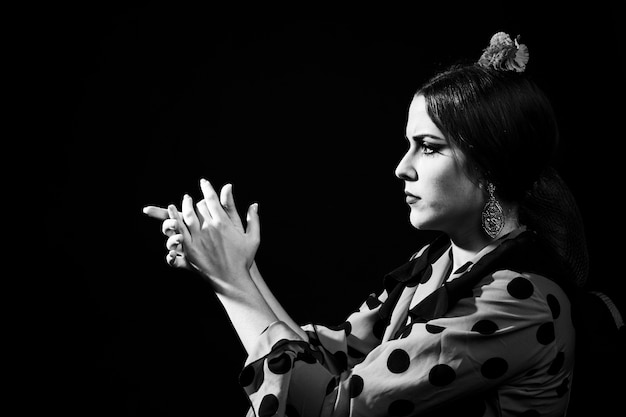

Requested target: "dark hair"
[{"left": 416, "top": 64, "right": 559, "bottom": 202}]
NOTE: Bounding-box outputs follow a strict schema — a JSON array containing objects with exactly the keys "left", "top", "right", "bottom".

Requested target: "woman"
[{"left": 144, "top": 33, "right": 585, "bottom": 416}]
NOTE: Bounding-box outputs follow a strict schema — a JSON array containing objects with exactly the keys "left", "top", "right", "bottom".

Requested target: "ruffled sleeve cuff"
[
  {"left": 243, "top": 321, "right": 305, "bottom": 367},
  {"left": 239, "top": 321, "right": 341, "bottom": 417}
]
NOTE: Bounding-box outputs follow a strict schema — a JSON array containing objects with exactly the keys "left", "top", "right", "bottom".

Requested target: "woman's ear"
[{"left": 469, "top": 166, "right": 488, "bottom": 193}]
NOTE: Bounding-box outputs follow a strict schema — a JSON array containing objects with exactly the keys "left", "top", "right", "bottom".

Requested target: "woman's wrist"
[{"left": 201, "top": 264, "right": 256, "bottom": 297}]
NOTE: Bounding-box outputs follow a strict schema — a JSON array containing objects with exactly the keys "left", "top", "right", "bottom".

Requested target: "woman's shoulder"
[{"left": 477, "top": 269, "right": 572, "bottom": 316}]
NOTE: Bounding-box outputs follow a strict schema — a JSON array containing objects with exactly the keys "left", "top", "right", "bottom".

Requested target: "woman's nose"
[{"left": 395, "top": 152, "right": 417, "bottom": 181}]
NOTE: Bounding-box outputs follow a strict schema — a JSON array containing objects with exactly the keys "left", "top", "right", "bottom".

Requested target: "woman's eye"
[{"left": 419, "top": 141, "right": 440, "bottom": 155}]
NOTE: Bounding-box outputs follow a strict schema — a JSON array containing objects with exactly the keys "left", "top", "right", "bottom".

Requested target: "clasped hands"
[{"left": 143, "top": 179, "right": 260, "bottom": 289}]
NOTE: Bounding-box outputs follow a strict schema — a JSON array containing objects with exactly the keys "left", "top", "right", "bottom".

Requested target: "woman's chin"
[{"left": 408, "top": 213, "right": 431, "bottom": 230}]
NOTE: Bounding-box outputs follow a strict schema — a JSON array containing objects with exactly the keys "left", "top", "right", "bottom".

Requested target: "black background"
[{"left": 39, "top": 4, "right": 624, "bottom": 416}]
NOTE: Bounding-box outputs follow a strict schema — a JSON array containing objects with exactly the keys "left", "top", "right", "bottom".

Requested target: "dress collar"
[
  {"left": 384, "top": 226, "right": 528, "bottom": 289},
  {"left": 446, "top": 226, "right": 527, "bottom": 282},
  {"left": 381, "top": 227, "right": 572, "bottom": 337}
]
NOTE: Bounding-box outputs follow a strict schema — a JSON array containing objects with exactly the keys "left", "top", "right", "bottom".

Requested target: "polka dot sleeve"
[{"left": 239, "top": 270, "right": 573, "bottom": 416}]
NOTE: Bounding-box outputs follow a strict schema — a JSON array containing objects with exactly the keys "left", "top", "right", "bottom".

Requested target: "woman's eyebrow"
[{"left": 409, "top": 133, "right": 446, "bottom": 142}]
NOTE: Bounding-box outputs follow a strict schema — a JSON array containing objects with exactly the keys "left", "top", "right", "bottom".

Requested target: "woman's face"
[{"left": 395, "top": 95, "right": 485, "bottom": 238}]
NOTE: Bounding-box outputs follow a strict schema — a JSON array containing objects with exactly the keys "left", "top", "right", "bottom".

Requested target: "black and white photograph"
[{"left": 41, "top": 4, "right": 624, "bottom": 416}]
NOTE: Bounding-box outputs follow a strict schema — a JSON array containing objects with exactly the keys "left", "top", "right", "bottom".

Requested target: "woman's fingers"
[
  {"left": 143, "top": 205, "right": 169, "bottom": 220},
  {"left": 166, "top": 250, "right": 177, "bottom": 266},
  {"left": 221, "top": 183, "right": 244, "bottom": 231},
  {"left": 181, "top": 194, "right": 201, "bottom": 235},
  {"left": 161, "top": 218, "right": 179, "bottom": 237},
  {"left": 146, "top": 205, "right": 201, "bottom": 225},
  {"left": 166, "top": 233, "right": 183, "bottom": 251},
  {"left": 195, "top": 199, "right": 212, "bottom": 226},
  {"left": 246, "top": 203, "right": 260, "bottom": 244},
  {"left": 166, "top": 249, "right": 189, "bottom": 268},
  {"left": 166, "top": 206, "right": 192, "bottom": 270},
  {"left": 169, "top": 204, "right": 192, "bottom": 243},
  {"left": 219, "top": 183, "right": 231, "bottom": 208},
  {"left": 144, "top": 181, "right": 240, "bottom": 229},
  {"left": 145, "top": 205, "right": 187, "bottom": 238},
  {"left": 200, "top": 179, "right": 228, "bottom": 223},
  {"left": 169, "top": 204, "right": 187, "bottom": 234}
]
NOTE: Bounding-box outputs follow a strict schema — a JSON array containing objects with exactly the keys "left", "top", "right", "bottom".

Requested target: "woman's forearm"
[
  {"left": 249, "top": 261, "right": 309, "bottom": 341},
  {"left": 209, "top": 267, "right": 281, "bottom": 354}
]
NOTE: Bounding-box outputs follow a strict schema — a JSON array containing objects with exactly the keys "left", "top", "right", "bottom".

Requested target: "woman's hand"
[
  {"left": 145, "top": 181, "right": 281, "bottom": 353},
  {"left": 177, "top": 178, "right": 260, "bottom": 283},
  {"left": 143, "top": 180, "right": 260, "bottom": 288}
]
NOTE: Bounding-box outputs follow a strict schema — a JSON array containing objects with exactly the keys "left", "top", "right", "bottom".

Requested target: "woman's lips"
[{"left": 405, "top": 191, "right": 419, "bottom": 204}]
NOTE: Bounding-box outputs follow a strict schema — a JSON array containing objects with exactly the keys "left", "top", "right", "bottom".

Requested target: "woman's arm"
[
  {"left": 249, "top": 261, "right": 309, "bottom": 341},
  {"left": 205, "top": 265, "right": 281, "bottom": 353}
]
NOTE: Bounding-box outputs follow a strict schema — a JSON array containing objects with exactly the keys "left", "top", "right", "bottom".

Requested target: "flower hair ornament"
[{"left": 477, "top": 32, "right": 529, "bottom": 72}]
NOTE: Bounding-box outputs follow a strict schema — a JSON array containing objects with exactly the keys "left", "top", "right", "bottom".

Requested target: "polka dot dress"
[{"left": 239, "top": 228, "right": 575, "bottom": 416}]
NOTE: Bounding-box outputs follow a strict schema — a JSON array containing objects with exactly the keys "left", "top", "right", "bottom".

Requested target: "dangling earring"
[{"left": 482, "top": 182, "right": 504, "bottom": 238}]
